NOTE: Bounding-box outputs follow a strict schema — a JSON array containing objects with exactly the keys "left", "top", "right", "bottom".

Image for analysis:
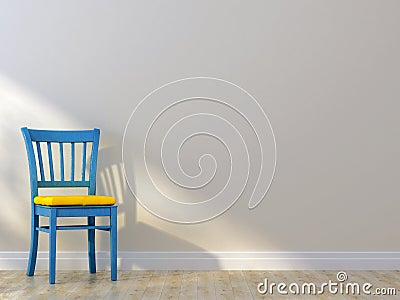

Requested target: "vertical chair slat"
[
  {"left": 59, "top": 143, "right": 64, "bottom": 181},
  {"left": 47, "top": 142, "right": 54, "bottom": 181},
  {"left": 36, "top": 142, "right": 45, "bottom": 181},
  {"left": 82, "top": 142, "right": 87, "bottom": 181},
  {"left": 71, "top": 142, "right": 75, "bottom": 181}
]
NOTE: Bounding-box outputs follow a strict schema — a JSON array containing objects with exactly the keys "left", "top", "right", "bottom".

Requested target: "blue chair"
[{"left": 21, "top": 127, "right": 117, "bottom": 284}]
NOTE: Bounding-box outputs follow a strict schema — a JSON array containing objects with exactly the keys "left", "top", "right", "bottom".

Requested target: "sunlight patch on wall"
[{"left": 0, "top": 73, "right": 84, "bottom": 247}]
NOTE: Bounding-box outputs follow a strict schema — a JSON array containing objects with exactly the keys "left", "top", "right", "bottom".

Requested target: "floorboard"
[{"left": 0, "top": 270, "right": 399, "bottom": 299}]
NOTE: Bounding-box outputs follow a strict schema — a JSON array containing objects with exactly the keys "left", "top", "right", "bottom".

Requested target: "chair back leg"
[
  {"left": 110, "top": 206, "right": 117, "bottom": 281},
  {"left": 26, "top": 214, "right": 39, "bottom": 276},
  {"left": 49, "top": 209, "right": 57, "bottom": 284},
  {"left": 88, "top": 216, "right": 96, "bottom": 273}
]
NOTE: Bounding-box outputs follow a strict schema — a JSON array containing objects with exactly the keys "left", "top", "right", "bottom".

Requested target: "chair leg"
[
  {"left": 49, "top": 209, "right": 57, "bottom": 284},
  {"left": 110, "top": 206, "right": 117, "bottom": 281},
  {"left": 26, "top": 214, "right": 39, "bottom": 276},
  {"left": 88, "top": 216, "right": 96, "bottom": 273}
]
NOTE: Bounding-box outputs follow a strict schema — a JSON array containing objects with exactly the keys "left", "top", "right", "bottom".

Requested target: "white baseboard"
[{"left": 0, "top": 251, "right": 399, "bottom": 270}]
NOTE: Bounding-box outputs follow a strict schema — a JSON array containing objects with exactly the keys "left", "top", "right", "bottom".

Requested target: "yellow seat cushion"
[{"left": 34, "top": 195, "right": 116, "bottom": 206}]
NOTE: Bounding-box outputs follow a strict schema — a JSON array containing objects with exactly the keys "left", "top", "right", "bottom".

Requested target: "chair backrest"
[{"left": 21, "top": 127, "right": 100, "bottom": 201}]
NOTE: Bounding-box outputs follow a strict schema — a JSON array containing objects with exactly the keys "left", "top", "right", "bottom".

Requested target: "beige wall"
[{"left": 0, "top": 0, "right": 399, "bottom": 257}]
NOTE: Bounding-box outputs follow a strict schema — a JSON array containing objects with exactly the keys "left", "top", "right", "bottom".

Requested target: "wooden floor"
[{"left": 0, "top": 270, "right": 399, "bottom": 299}]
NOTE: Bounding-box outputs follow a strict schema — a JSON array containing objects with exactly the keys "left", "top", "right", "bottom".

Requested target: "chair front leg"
[
  {"left": 49, "top": 209, "right": 57, "bottom": 284},
  {"left": 110, "top": 206, "right": 117, "bottom": 281},
  {"left": 88, "top": 216, "right": 96, "bottom": 273},
  {"left": 27, "top": 214, "right": 39, "bottom": 276}
]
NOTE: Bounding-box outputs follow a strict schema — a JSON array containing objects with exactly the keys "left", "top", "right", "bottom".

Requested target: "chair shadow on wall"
[{"left": 96, "top": 146, "right": 220, "bottom": 270}]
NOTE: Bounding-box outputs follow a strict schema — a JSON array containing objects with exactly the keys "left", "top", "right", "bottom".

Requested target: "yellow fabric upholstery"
[{"left": 34, "top": 195, "right": 116, "bottom": 206}]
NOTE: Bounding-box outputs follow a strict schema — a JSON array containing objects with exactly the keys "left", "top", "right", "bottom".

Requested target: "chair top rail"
[{"left": 26, "top": 128, "right": 98, "bottom": 143}]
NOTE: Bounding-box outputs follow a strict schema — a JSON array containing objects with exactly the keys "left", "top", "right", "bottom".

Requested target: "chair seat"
[{"left": 34, "top": 195, "right": 116, "bottom": 206}]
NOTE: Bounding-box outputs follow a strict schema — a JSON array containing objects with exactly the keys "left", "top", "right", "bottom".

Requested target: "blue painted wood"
[
  {"left": 34, "top": 205, "right": 50, "bottom": 216},
  {"left": 36, "top": 142, "right": 45, "bottom": 181},
  {"left": 56, "top": 207, "right": 111, "bottom": 217},
  {"left": 35, "top": 205, "right": 112, "bottom": 217},
  {"left": 28, "top": 129, "right": 96, "bottom": 142},
  {"left": 21, "top": 128, "right": 38, "bottom": 197},
  {"left": 36, "top": 227, "right": 50, "bottom": 233},
  {"left": 88, "top": 216, "right": 96, "bottom": 273},
  {"left": 110, "top": 206, "right": 117, "bottom": 281},
  {"left": 82, "top": 142, "right": 87, "bottom": 181},
  {"left": 88, "top": 129, "right": 100, "bottom": 195},
  {"left": 26, "top": 214, "right": 39, "bottom": 276},
  {"left": 37, "top": 225, "right": 110, "bottom": 231},
  {"left": 47, "top": 142, "right": 54, "bottom": 181},
  {"left": 49, "top": 208, "right": 57, "bottom": 284},
  {"left": 21, "top": 127, "right": 118, "bottom": 284},
  {"left": 59, "top": 143, "right": 64, "bottom": 181},
  {"left": 38, "top": 180, "right": 90, "bottom": 188},
  {"left": 71, "top": 142, "right": 75, "bottom": 181}
]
